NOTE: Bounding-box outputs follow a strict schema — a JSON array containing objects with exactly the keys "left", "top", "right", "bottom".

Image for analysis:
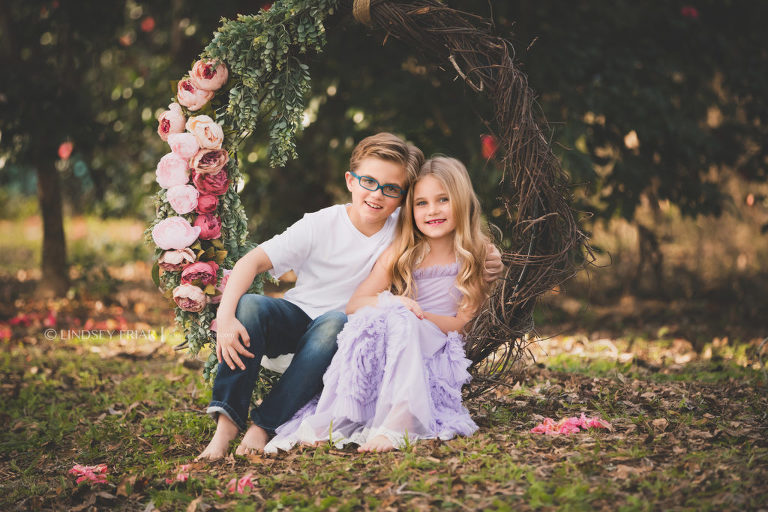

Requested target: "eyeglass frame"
[{"left": 348, "top": 170, "right": 406, "bottom": 198}]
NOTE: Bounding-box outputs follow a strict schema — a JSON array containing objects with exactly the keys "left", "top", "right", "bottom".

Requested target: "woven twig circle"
[
  {"left": 344, "top": 0, "right": 591, "bottom": 396},
  {"left": 352, "top": 0, "right": 372, "bottom": 25}
]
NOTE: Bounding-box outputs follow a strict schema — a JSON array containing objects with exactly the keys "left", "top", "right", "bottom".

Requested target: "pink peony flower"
[
  {"left": 167, "top": 184, "right": 199, "bottom": 215},
  {"left": 152, "top": 216, "right": 201, "bottom": 250},
  {"left": 167, "top": 132, "right": 200, "bottom": 161},
  {"left": 177, "top": 79, "right": 214, "bottom": 111},
  {"left": 193, "top": 169, "right": 229, "bottom": 196},
  {"left": 189, "top": 60, "right": 229, "bottom": 91},
  {"left": 69, "top": 464, "right": 108, "bottom": 485},
  {"left": 210, "top": 268, "right": 231, "bottom": 304},
  {"left": 158, "top": 248, "right": 196, "bottom": 271},
  {"left": 186, "top": 115, "right": 224, "bottom": 149},
  {"left": 194, "top": 213, "right": 222, "bottom": 240},
  {"left": 156, "top": 153, "right": 190, "bottom": 189},
  {"left": 196, "top": 194, "right": 219, "bottom": 214},
  {"left": 172, "top": 283, "right": 207, "bottom": 312},
  {"left": 181, "top": 261, "right": 219, "bottom": 286},
  {"left": 191, "top": 148, "right": 229, "bottom": 175},
  {"left": 157, "top": 103, "right": 186, "bottom": 141}
]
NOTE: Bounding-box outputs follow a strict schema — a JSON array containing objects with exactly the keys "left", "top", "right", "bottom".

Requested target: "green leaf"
[{"left": 151, "top": 261, "right": 160, "bottom": 288}]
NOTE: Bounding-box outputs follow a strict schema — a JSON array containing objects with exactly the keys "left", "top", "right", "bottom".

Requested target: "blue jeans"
[{"left": 207, "top": 294, "right": 346, "bottom": 434}]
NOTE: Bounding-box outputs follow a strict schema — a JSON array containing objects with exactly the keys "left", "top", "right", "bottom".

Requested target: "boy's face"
[{"left": 345, "top": 157, "right": 407, "bottom": 228}]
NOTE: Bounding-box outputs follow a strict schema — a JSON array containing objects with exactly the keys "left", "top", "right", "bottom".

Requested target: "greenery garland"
[{"left": 146, "top": 0, "right": 339, "bottom": 385}]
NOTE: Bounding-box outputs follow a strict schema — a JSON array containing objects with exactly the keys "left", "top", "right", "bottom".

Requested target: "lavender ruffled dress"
[{"left": 264, "top": 262, "right": 478, "bottom": 452}]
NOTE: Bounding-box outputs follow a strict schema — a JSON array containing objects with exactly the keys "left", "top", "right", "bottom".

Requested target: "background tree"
[{"left": 1, "top": 0, "right": 766, "bottom": 296}]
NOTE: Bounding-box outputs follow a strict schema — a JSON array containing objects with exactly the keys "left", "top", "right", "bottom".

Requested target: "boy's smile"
[{"left": 345, "top": 158, "right": 407, "bottom": 236}]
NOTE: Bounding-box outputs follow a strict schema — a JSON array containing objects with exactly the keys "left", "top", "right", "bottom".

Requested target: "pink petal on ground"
[
  {"left": 226, "top": 478, "right": 237, "bottom": 493},
  {"left": 70, "top": 463, "right": 108, "bottom": 484},
  {"left": 237, "top": 473, "right": 255, "bottom": 494}
]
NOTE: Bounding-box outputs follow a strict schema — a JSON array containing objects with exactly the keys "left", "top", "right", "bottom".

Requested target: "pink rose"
[
  {"left": 151, "top": 216, "right": 201, "bottom": 250},
  {"left": 196, "top": 194, "right": 219, "bottom": 214},
  {"left": 167, "top": 132, "right": 199, "bottom": 160},
  {"left": 186, "top": 115, "right": 224, "bottom": 149},
  {"left": 167, "top": 184, "right": 199, "bottom": 215},
  {"left": 157, "top": 103, "right": 186, "bottom": 141},
  {"left": 156, "top": 153, "right": 190, "bottom": 189},
  {"left": 172, "top": 284, "right": 207, "bottom": 312},
  {"left": 193, "top": 169, "right": 229, "bottom": 196},
  {"left": 194, "top": 213, "right": 222, "bottom": 240},
  {"left": 176, "top": 79, "right": 214, "bottom": 111},
  {"left": 189, "top": 60, "right": 229, "bottom": 91},
  {"left": 158, "top": 248, "right": 196, "bottom": 271},
  {"left": 181, "top": 261, "right": 219, "bottom": 286},
  {"left": 191, "top": 148, "right": 229, "bottom": 175},
  {"left": 210, "top": 268, "right": 231, "bottom": 304}
]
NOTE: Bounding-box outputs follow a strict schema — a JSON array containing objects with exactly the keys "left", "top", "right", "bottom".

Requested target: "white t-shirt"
[{"left": 259, "top": 204, "right": 398, "bottom": 319}]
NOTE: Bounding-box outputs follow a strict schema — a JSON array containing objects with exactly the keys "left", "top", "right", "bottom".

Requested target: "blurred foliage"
[{"left": 1, "top": 0, "right": 766, "bottom": 241}]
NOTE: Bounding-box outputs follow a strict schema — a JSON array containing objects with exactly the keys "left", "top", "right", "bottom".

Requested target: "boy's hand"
[
  {"left": 396, "top": 295, "right": 424, "bottom": 320},
  {"left": 216, "top": 316, "right": 255, "bottom": 371},
  {"left": 483, "top": 243, "right": 504, "bottom": 283}
]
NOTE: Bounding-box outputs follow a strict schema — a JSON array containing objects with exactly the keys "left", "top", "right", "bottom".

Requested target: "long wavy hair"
[{"left": 389, "top": 156, "right": 489, "bottom": 312}]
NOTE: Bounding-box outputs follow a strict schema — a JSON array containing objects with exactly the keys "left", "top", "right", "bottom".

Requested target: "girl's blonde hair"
[{"left": 389, "top": 156, "right": 490, "bottom": 312}]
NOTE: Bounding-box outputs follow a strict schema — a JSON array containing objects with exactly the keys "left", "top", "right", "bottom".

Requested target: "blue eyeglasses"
[{"left": 349, "top": 171, "right": 405, "bottom": 198}]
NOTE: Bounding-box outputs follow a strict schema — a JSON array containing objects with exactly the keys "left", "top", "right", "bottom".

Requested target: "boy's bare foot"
[
  {"left": 235, "top": 424, "right": 269, "bottom": 455},
  {"left": 358, "top": 434, "right": 395, "bottom": 453},
  {"left": 196, "top": 414, "right": 240, "bottom": 461}
]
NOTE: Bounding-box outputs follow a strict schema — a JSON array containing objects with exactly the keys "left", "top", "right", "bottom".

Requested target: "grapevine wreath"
[{"left": 147, "top": 0, "right": 588, "bottom": 397}]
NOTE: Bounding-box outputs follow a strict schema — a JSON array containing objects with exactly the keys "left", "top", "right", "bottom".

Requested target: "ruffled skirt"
[{"left": 264, "top": 293, "right": 477, "bottom": 453}]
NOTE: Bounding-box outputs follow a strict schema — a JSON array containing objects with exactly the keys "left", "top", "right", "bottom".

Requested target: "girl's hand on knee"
[
  {"left": 216, "top": 317, "right": 254, "bottom": 371},
  {"left": 395, "top": 296, "right": 424, "bottom": 320}
]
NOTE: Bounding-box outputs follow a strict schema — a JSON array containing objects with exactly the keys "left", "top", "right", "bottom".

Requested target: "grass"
[
  {"left": 1, "top": 211, "right": 766, "bottom": 509},
  {"left": 1, "top": 331, "right": 766, "bottom": 511}
]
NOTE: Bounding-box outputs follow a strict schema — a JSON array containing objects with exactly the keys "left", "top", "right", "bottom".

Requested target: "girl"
[{"left": 265, "top": 156, "right": 489, "bottom": 453}]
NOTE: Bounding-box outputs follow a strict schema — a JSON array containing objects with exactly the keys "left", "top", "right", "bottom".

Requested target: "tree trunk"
[{"left": 35, "top": 156, "right": 69, "bottom": 296}]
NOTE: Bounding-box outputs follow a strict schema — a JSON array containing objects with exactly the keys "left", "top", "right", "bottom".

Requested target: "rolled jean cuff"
[
  {"left": 207, "top": 401, "right": 247, "bottom": 431},
  {"left": 249, "top": 410, "right": 277, "bottom": 437}
]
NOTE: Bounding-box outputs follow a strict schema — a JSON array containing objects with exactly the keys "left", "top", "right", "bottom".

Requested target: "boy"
[{"left": 198, "top": 133, "right": 501, "bottom": 459}]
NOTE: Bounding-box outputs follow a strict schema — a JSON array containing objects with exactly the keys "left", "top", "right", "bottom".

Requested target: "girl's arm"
[
  {"left": 423, "top": 307, "right": 476, "bottom": 335},
  {"left": 345, "top": 246, "right": 395, "bottom": 314}
]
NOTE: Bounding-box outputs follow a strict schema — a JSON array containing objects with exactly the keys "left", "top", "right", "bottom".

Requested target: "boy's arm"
[
  {"left": 345, "top": 246, "right": 395, "bottom": 314},
  {"left": 483, "top": 243, "right": 504, "bottom": 282},
  {"left": 216, "top": 247, "right": 273, "bottom": 370}
]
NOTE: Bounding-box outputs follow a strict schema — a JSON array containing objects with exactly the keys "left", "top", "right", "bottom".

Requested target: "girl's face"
[{"left": 412, "top": 175, "right": 456, "bottom": 242}]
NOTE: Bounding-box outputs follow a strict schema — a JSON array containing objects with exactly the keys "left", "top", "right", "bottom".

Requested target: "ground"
[
  {"left": 1, "top": 285, "right": 766, "bottom": 510},
  {"left": 1, "top": 217, "right": 766, "bottom": 510}
]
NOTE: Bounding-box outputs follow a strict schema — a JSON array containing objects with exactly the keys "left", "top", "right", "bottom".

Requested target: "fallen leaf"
[
  {"left": 187, "top": 496, "right": 203, "bottom": 512},
  {"left": 651, "top": 418, "right": 669, "bottom": 432}
]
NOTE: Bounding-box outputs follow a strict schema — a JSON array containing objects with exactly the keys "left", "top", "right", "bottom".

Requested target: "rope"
[{"left": 353, "top": 0, "right": 372, "bottom": 25}]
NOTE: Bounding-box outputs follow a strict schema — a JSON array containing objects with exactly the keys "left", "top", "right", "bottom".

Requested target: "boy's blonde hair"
[
  {"left": 350, "top": 132, "right": 424, "bottom": 187},
  {"left": 389, "top": 156, "right": 490, "bottom": 312}
]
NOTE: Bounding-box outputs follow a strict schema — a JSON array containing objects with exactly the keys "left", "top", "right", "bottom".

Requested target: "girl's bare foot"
[
  {"left": 196, "top": 414, "right": 239, "bottom": 461},
  {"left": 235, "top": 424, "right": 269, "bottom": 455},
  {"left": 358, "top": 434, "right": 395, "bottom": 453}
]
